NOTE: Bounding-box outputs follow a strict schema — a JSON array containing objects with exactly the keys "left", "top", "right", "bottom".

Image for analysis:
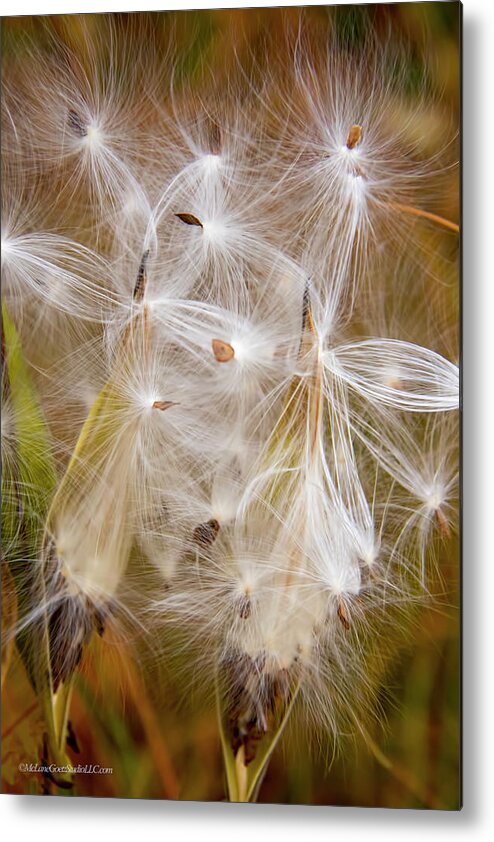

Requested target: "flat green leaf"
[
  {"left": 2, "top": 302, "right": 57, "bottom": 689},
  {"left": 2, "top": 302, "right": 57, "bottom": 538},
  {"left": 1, "top": 303, "right": 73, "bottom": 775}
]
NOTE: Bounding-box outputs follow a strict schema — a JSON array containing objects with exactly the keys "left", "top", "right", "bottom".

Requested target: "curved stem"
[
  {"left": 389, "top": 202, "right": 459, "bottom": 233},
  {"left": 52, "top": 676, "right": 75, "bottom": 755}
]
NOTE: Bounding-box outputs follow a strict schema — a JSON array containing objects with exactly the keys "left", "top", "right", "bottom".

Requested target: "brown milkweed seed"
[
  {"left": 193, "top": 518, "right": 221, "bottom": 548},
  {"left": 175, "top": 212, "right": 203, "bottom": 227},
  {"left": 346, "top": 124, "right": 363, "bottom": 150},
  {"left": 208, "top": 118, "right": 223, "bottom": 155},
  {"left": 133, "top": 249, "right": 150, "bottom": 301},
  {"left": 68, "top": 109, "right": 87, "bottom": 138},
  {"left": 212, "top": 338, "right": 235, "bottom": 363},
  {"left": 337, "top": 600, "right": 350, "bottom": 630},
  {"left": 435, "top": 507, "right": 451, "bottom": 539},
  {"left": 152, "top": 400, "right": 177, "bottom": 411}
]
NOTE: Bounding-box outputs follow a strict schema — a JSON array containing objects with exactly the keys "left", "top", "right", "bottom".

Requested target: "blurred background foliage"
[{"left": 1, "top": 3, "right": 460, "bottom": 807}]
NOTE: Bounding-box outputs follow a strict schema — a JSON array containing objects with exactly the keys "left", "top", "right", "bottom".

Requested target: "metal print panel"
[{"left": 1, "top": 2, "right": 461, "bottom": 807}]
